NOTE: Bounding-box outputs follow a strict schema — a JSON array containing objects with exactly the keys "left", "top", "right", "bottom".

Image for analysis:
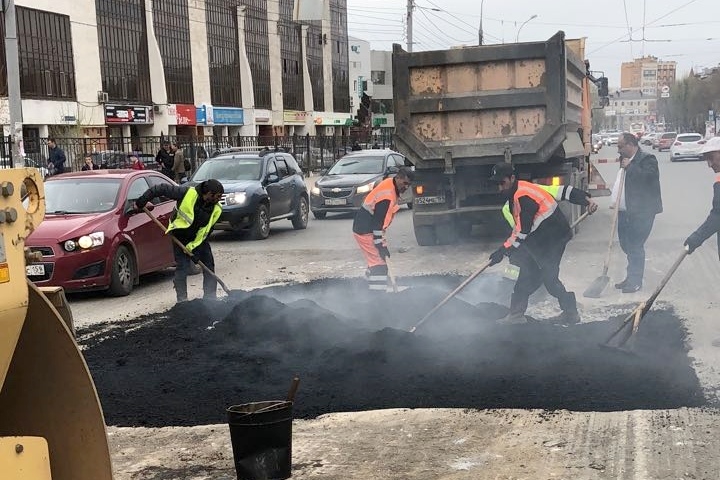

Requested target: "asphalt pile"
[{"left": 79, "top": 275, "right": 706, "bottom": 428}]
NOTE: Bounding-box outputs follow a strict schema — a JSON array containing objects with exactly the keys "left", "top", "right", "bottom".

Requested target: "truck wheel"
[
  {"left": 291, "top": 196, "right": 309, "bottom": 230},
  {"left": 250, "top": 203, "right": 270, "bottom": 240},
  {"left": 414, "top": 225, "right": 437, "bottom": 246},
  {"left": 108, "top": 246, "right": 136, "bottom": 297}
]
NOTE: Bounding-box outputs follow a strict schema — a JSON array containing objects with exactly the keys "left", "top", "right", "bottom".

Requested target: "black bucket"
[{"left": 227, "top": 400, "right": 293, "bottom": 480}]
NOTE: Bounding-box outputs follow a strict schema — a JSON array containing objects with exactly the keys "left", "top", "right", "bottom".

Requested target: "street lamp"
[{"left": 515, "top": 14, "right": 537, "bottom": 42}]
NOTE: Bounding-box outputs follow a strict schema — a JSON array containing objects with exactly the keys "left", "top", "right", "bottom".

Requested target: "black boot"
[
  {"left": 498, "top": 293, "right": 529, "bottom": 325},
  {"left": 549, "top": 292, "right": 581, "bottom": 325}
]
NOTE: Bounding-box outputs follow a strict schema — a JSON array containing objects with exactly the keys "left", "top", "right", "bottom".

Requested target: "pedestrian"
[
  {"left": 488, "top": 163, "right": 598, "bottom": 324},
  {"left": 351, "top": 141, "right": 362, "bottom": 151},
  {"left": 684, "top": 136, "right": 720, "bottom": 256},
  {"left": 81, "top": 154, "right": 99, "bottom": 171},
  {"left": 129, "top": 155, "right": 145, "bottom": 170},
  {"left": 171, "top": 142, "right": 187, "bottom": 183},
  {"left": 352, "top": 167, "right": 414, "bottom": 292},
  {"left": 134, "top": 179, "right": 224, "bottom": 303},
  {"left": 155, "top": 141, "right": 175, "bottom": 179},
  {"left": 614, "top": 132, "right": 663, "bottom": 293},
  {"left": 47, "top": 138, "right": 67, "bottom": 174}
]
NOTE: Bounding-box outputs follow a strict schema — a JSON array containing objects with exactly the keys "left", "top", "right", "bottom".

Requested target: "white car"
[
  {"left": 640, "top": 133, "right": 656, "bottom": 146},
  {"left": 604, "top": 133, "right": 621, "bottom": 146},
  {"left": 669, "top": 133, "right": 706, "bottom": 162}
]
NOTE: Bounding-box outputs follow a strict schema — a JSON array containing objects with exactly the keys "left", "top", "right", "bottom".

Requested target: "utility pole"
[
  {"left": 406, "top": 0, "right": 413, "bottom": 52},
  {"left": 4, "top": 0, "right": 24, "bottom": 167},
  {"left": 478, "top": 0, "right": 484, "bottom": 45}
]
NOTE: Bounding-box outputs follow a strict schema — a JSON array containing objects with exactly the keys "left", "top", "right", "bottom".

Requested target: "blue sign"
[
  {"left": 196, "top": 106, "right": 210, "bottom": 125},
  {"left": 214, "top": 107, "right": 244, "bottom": 125}
]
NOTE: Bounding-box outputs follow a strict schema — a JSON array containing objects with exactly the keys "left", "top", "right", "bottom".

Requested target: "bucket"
[{"left": 227, "top": 400, "right": 293, "bottom": 480}]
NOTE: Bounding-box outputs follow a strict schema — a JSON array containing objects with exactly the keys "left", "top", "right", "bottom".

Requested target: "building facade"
[
  {"left": 0, "top": 0, "right": 351, "bottom": 147},
  {"left": 369, "top": 49, "right": 394, "bottom": 134},
  {"left": 620, "top": 56, "right": 677, "bottom": 97},
  {"left": 604, "top": 89, "right": 657, "bottom": 131}
]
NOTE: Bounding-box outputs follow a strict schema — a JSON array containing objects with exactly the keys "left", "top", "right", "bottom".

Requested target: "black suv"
[{"left": 188, "top": 150, "right": 309, "bottom": 239}]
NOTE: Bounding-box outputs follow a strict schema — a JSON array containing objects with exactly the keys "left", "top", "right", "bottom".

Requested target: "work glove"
[
  {"left": 488, "top": 247, "right": 507, "bottom": 266},
  {"left": 684, "top": 234, "right": 702, "bottom": 254},
  {"left": 377, "top": 244, "right": 390, "bottom": 260}
]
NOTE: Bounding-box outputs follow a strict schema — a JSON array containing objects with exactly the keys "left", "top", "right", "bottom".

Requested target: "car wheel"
[
  {"left": 250, "top": 203, "right": 271, "bottom": 240},
  {"left": 108, "top": 245, "right": 136, "bottom": 297},
  {"left": 312, "top": 210, "right": 327, "bottom": 220},
  {"left": 291, "top": 196, "right": 309, "bottom": 230}
]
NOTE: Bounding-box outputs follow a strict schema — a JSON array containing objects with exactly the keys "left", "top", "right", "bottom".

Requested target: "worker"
[
  {"left": 488, "top": 163, "right": 598, "bottom": 324},
  {"left": 352, "top": 167, "right": 414, "bottom": 291},
  {"left": 685, "top": 137, "right": 720, "bottom": 256},
  {"left": 134, "top": 179, "right": 224, "bottom": 303}
]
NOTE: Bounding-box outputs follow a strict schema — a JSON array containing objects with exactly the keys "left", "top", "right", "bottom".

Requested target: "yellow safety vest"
[{"left": 166, "top": 188, "right": 222, "bottom": 251}]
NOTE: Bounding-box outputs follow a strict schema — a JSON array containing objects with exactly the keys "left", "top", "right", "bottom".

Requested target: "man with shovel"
[
  {"left": 487, "top": 163, "right": 598, "bottom": 324},
  {"left": 134, "top": 179, "right": 224, "bottom": 303},
  {"left": 684, "top": 136, "right": 720, "bottom": 257},
  {"left": 352, "top": 167, "right": 414, "bottom": 292}
]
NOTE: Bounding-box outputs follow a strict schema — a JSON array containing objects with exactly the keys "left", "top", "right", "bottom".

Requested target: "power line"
[
  {"left": 414, "top": 12, "right": 474, "bottom": 45},
  {"left": 622, "top": 0, "right": 633, "bottom": 56}
]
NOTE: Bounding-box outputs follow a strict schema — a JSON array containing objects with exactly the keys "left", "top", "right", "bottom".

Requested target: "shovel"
[
  {"left": 601, "top": 246, "right": 689, "bottom": 351},
  {"left": 143, "top": 206, "right": 233, "bottom": 296},
  {"left": 409, "top": 210, "right": 593, "bottom": 334},
  {"left": 584, "top": 166, "right": 625, "bottom": 298}
]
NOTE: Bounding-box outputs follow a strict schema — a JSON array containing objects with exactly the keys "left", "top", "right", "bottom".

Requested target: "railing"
[{"left": 2, "top": 133, "right": 396, "bottom": 174}]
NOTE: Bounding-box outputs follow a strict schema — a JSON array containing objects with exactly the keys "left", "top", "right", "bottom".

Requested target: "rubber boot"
[
  {"left": 548, "top": 292, "right": 580, "bottom": 325},
  {"left": 497, "top": 293, "right": 529, "bottom": 325}
]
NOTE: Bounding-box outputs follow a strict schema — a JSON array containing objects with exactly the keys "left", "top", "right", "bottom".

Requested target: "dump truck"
[
  {"left": 0, "top": 169, "right": 113, "bottom": 479},
  {"left": 392, "top": 31, "right": 610, "bottom": 245}
]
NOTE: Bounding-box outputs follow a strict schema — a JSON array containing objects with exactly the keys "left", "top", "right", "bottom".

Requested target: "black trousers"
[
  {"left": 617, "top": 211, "right": 656, "bottom": 285},
  {"left": 172, "top": 240, "right": 216, "bottom": 300},
  {"left": 511, "top": 241, "right": 576, "bottom": 315}
]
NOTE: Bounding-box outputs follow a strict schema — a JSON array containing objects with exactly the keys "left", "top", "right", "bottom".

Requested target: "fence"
[{"left": 1, "top": 132, "right": 395, "bottom": 174}]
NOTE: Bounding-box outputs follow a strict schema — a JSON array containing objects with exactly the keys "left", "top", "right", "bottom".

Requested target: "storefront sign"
[
  {"left": 167, "top": 104, "right": 197, "bottom": 126},
  {"left": 283, "top": 110, "right": 309, "bottom": 124},
  {"left": 105, "top": 105, "right": 152, "bottom": 124},
  {"left": 196, "top": 105, "right": 214, "bottom": 125},
  {"left": 213, "top": 107, "right": 244, "bottom": 125},
  {"left": 254, "top": 109, "right": 271, "bottom": 123},
  {"left": 313, "top": 112, "right": 353, "bottom": 126}
]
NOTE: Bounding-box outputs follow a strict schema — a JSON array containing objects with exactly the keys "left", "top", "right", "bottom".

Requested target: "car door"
[
  {"left": 120, "top": 176, "right": 157, "bottom": 272},
  {"left": 264, "top": 157, "right": 284, "bottom": 218},
  {"left": 266, "top": 157, "right": 293, "bottom": 217},
  {"left": 145, "top": 174, "right": 177, "bottom": 267}
]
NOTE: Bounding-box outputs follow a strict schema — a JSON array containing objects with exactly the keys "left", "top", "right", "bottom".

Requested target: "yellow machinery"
[{"left": 0, "top": 169, "right": 113, "bottom": 479}]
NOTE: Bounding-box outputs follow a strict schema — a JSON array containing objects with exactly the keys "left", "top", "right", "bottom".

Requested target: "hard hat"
[{"left": 701, "top": 136, "right": 720, "bottom": 155}]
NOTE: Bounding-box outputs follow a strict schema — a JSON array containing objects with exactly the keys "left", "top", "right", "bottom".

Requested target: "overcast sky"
[{"left": 346, "top": 0, "right": 718, "bottom": 86}]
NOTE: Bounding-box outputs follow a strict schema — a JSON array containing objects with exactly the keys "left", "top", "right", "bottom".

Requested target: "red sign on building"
[{"left": 174, "top": 104, "right": 197, "bottom": 126}]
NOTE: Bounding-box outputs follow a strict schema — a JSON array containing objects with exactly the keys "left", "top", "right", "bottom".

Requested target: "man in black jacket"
[
  {"left": 615, "top": 132, "right": 663, "bottom": 293},
  {"left": 134, "top": 179, "right": 224, "bottom": 302},
  {"left": 155, "top": 141, "right": 175, "bottom": 179},
  {"left": 47, "top": 138, "right": 67, "bottom": 174},
  {"left": 685, "top": 136, "right": 720, "bottom": 257}
]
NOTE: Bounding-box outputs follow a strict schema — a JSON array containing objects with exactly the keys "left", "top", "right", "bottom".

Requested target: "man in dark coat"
[
  {"left": 615, "top": 132, "right": 663, "bottom": 293},
  {"left": 155, "top": 141, "right": 175, "bottom": 179},
  {"left": 47, "top": 138, "right": 67, "bottom": 174}
]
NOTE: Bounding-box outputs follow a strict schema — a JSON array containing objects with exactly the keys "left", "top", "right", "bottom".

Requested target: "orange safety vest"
[
  {"left": 361, "top": 177, "right": 401, "bottom": 233},
  {"left": 503, "top": 180, "right": 558, "bottom": 249}
]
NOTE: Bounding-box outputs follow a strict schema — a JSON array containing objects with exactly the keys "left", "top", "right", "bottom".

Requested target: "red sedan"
[{"left": 25, "top": 170, "right": 177, "bottom": 296}]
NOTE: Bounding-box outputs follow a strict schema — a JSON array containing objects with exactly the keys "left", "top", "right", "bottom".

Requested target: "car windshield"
[
  {"left": 45, "top": 178, "right": 122, "bottom": 214},
  {"left": 193, "top": 157, "right": 263, "bottom": 181},
  {"left": 328, "top": 156, "right": 385, "bottom": 175},
  {"left": 677, "top": 134, "right": 702, "bottom": 142}
]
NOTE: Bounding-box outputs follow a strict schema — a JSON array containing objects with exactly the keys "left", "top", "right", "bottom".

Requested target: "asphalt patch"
[{"left": 79, "top": 275, "right": 706, "bottom": 427}]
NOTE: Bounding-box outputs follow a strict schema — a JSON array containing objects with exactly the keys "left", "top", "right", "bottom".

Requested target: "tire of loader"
[{"left": 0, "top": 282, "right": 113, "bottom": 480}]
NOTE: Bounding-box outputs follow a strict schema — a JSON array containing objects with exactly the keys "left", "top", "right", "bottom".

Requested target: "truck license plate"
[
  {"left": 415, "top": 196, "right": 445, "bottom": 205},
  {"left": 325, "top": 198, "right": 346, "bottom": 206},
  {"left": 26, "top": 264, "right": 45, "bottom": 276}
]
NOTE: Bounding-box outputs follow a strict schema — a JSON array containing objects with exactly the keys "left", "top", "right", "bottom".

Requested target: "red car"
[{"left": 25, "top": 170, "right": 177, "bottom": 296}]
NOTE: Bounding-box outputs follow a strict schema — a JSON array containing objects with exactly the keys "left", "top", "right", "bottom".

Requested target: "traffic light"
[{"left": 597, "top": 77, "right": 609, "bottom": 98}]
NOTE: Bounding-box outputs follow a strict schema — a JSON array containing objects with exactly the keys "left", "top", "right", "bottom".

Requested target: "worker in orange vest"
[
  {"left": 352, "top": 167, "right": 414, "bottom": 291},
  {"left": 488, "top": 163, "right": 598, "bottom": 324},
  {"left": 685, "top": 137, "right": 720, "bottom": 256}
]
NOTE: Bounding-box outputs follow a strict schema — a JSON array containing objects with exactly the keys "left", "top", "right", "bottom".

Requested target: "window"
[
  {"left": 152, "top": 0, "right": 194, "bottom": 104},
  {"left": 275, "top": 159, "right": 290, "bottom": 177},
  {"left": 206, "top": 0, "right": 242, "bottom": 107},
  {"left": 127, "top": 178, "right": 151, "bottom": 203},
  {"left": 146, "top": 175, "right": 175, "bottom": 203},
  {"left": 371, "top": 71, "right": 386, "bottom": 85},
  {"left": 97, "top": 0, "right": 152, "bottom": 103},
  {"left": 306, "top": 21, "right": 324, "bottom": 111},
  {"left": 330, "top": 0, "right": 350, "bottom": 113},
  {"left": 240, "top": 0, "right": 270, "bottom": 109},
  {"left": 266, "top": 159, "right": 277, "bottom": 175},
  {"left": 279, "top": 0, "right": 304, "bottom": 110},
  {"left": 2, "top": 8, "right": 77, "bottom": 100}
]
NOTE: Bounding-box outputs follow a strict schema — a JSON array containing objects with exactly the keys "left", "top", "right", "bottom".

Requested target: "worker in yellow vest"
[
  {"left": 685, "top": 137, "right": 720, "bottom": 256},
  {"left": 488, "top": 163, "right": 597, "bottom": 324}
]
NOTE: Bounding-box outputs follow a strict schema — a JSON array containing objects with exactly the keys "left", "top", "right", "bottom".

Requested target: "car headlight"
[
  {"left": 225, "top": 192, "right": 247, "bottom": 206},
  {"left": 78, "top": 232, "right": 105, "bottom": 250},
  {"left": 64, "top": 240, "right": 77, "bottom": 252},
  {"left": 356, "top": 182, "right": 376, "bottom": 194},
  {"left": 311, "top": 186, "right": 320, "bottom": 196}
]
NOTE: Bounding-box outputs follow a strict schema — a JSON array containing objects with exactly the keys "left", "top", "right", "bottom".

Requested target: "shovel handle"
[
  {"left": 287, "top": 377, "right": 300, "bottom": 402},
  {"left": 570, "top": 211, "right": 591, "bottom": 230},
  {"left": 410, "top": 259, "right": 493, "bottom": 333},
  {"left": 142, "top": 206, "right": 232, "bottom": 295}
]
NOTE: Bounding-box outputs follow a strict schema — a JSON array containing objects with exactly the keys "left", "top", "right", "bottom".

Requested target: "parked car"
[
  {"left": 657, "top": 132, "right": 678, "bottom": 151},
  {"left": 188, "top": 150, "right": 309, "bottom": 239},
  {"left": 604, "top": 132, "right": 621, "bottom": 146},
  {"left": 670, "top": 133, "right": 706, "bottom": 161},
  {"left": 24, "top": 170, "right": 177, "bottom": 296},
  {"left": 309, "top": 149, "right": 413, "bottom": 219}
]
